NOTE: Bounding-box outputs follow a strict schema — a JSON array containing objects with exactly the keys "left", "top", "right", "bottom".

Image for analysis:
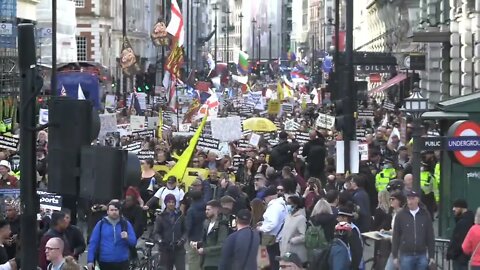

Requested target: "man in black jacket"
[
  {"left": 392, "top": 191, "right": 435, "bottom": 270},
  {"left": 302, "top": 130, "right": 326, "bottom": 180},
  {"left": 447, "top": 199, "right": 474, "bottom": 270},
  {"left": 269, "top": 131, "right": 299, "bottom": 171},
  {"left": 349, "top": 175, "right": 371, "bottom": 233},
  {"left": 185, "top": 190, "right": 206, "bottom": 270},
  {"left": 63, "top": 208, "right": 86, "bottom": 260}
]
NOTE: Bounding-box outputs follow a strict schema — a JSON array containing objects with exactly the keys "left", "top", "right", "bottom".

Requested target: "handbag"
[
  {"left": 261, "top": 222, "right": 284, "bottom": 246},
  {"left": 469, "top": 242, "right": 480, "bottom": 270}
]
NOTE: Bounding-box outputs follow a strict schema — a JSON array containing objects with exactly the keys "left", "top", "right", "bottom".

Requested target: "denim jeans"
[
  {"left": 452, "top": 259, "right": 468, "bottom": 270},
  {"left": 399, "top": 254, "right": 428, "bottom": 270}
]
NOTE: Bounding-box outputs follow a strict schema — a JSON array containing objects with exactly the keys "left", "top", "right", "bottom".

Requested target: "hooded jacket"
[
  {"left": 310, "top": 212, "right": 337, "bottom": 242},
  {"left": 447, "top": 210, "right": 474, "bottom": 264}
]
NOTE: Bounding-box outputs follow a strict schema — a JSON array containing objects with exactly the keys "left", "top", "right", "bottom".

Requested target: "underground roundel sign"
[{"left": 447, "top": 120, "right": 480, "bottom": 167}]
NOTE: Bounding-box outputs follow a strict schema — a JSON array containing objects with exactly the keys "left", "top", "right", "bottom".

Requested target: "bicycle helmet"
[{"left": 335, "top": 221, "right": 352, "bottom": 232}]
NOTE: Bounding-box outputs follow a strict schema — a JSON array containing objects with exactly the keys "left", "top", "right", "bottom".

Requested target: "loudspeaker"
[
  {"left": 48, "top": 98, "right": 99, "bottom": 195},
  {"left": 79, "top": 146, "right": 141, "bottom": 201}
]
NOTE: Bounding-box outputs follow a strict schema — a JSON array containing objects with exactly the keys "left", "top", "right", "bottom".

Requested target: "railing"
[{"left": 434, "top": 238, "right": 452, "bottom": 270}]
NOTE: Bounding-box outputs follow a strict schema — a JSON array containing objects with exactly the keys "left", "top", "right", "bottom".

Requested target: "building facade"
[{"left": 291, "top": 0, "right": 309, "bottom": 58}]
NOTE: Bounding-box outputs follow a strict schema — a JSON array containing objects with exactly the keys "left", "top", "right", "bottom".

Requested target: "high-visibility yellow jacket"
[{"left": 375, "top": 168, "right": 397, "bottom": 191}]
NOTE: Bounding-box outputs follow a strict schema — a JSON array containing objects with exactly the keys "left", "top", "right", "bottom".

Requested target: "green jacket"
[{"left": 201, "top": 218, "right": 229, "bottom": 267}]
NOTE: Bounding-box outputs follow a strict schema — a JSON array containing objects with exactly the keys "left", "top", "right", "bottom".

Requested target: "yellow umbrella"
[{"left": 243, "top": 117, "right": 277, "bottom": 132}]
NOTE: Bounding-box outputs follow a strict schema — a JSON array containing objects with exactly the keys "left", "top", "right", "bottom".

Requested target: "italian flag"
[{"left": 237, "top": 51, "right": 249, "bottom": 75}]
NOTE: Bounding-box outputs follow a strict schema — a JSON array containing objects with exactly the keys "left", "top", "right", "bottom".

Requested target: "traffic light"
[
  {"left": 334, "top": 98, "right": 346, "bottom": 132},
  {"left": 136, "top": 74, "right": 145, "bottom": 92},
  {"left": 48, "top": 98, "right": 100, "bottom": 195}
]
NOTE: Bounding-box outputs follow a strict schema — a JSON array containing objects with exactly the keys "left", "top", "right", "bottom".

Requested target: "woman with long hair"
[
  {"left": 462, "top": 207, "right": 480, "bottom": 270},
  {"left": 237, "top": 158, "right": 256, "bottom": 199},
  {"left": 372, "top": 190, "right": 392, "bottom": 231},
  {"left": 310, "top": 198, "right": 336, "bottom": 242},
  {"left": 384, "top": 191, "right": 407, "bottom": 270},
  {"left": 139, "top": 158, "right": 162, "bottom": 205},
  {"left": 250, "top": 198, "right": 265, "bottom": 227},
  {"left": 279, "top": 196, "right": 308, "bottom": 264}
]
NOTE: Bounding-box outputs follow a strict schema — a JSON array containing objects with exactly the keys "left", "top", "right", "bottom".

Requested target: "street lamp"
[
  {"left": 225, "top": 8, "right": 231, "bottom": 64},
  {"left": 268, "top": 24, "right": 272, "bottom": 62},
  {"left": 213, "top": 3, "right": 219, "bottom": 64},
  {"left": 239, "top": 12, "right": 244, "bottom": 51},
  {"left": 258, "top": 26, "right": 261, "bottom": 63},
  {"left": 251, "top": 18, "right": 256, "bottom": 63},
  {"left": 401, "top": 82, "right": 429, "bottom": 193}
]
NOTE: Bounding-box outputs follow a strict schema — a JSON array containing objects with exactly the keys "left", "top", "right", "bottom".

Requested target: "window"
[
  {"left": 74, "top": 0, "right": 85, "bottom": 8},
  {"left": 76, "top": 36, "right": 87, "bottom": 61}
]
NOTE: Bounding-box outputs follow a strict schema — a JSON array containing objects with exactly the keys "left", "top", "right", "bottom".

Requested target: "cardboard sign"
[
  {"left": 315, "top": 113, "right": 336, "bottom": 130},
  {"left": 0, "top": 135, "right": 19, "bottom": 151},
  {"left": 130, "top": 115, "right": 146, "bottom": 130},
  {"left": 232, "top": 154, "right": 244, "bottom": 168},
  {"left": 197, "top": 136, "right": 220, "bottom": 150},
  {"left": 211, "top": 116, "right": 243, "bottom": 142},
  {"left": 137, "top": 150, "right": 155, "bottom": 160},
  {"left": 356, "top": 128, "right": 366, "bottom": 141},
  {"left": 39, "top": 109, "right": 49, "bottom": 125},
  {"left": 239, "top": 104, "right": 254, "bottom": 116},
  {"left": 99, "top": 114, "right": 117, "bottom": 138},
  {"left": 268, "top": 100, "right": 281, "bottom": 114},
  {"left": 383, "top": 101, "right": 396, "bottom": 111},
  {"left": 359, "top": 143, "right": 369, "bottom": 161},
  {"left": 238, "top": 138, "right": 252, "bottom": 148},
  {"left": 249, "top": 133, "right": 261, "bottom": 147},
  {"left": 132, "top": 129, "right": 155, "bottom": 139}
]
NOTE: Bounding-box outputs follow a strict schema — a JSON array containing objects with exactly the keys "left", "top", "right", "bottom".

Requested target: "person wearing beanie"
[
  {"left": 153, "top": 193, "right": 186, "bottom": 270},
  {"left": 447, "top": 199, "right": 474, "bottom": 269}
]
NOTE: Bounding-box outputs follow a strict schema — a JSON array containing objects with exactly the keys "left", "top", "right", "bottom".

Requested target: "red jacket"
[{"left": 462, "top": 224, "right": 480, "bottom": 266}]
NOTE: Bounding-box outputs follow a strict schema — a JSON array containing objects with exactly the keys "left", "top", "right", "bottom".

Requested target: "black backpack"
[
  {"left": 308, "top": 242, "right": 332, "bottom": 270},
  {"left": 95, "top": 218, "right": 130, "bottom": 261}
]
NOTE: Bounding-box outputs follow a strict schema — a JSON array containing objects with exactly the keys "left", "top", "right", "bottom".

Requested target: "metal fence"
[
  {"left": 0, "top": 47, "right": 19, "bottom": 95},
  {"left": 434, "top": 238, "right": 452, "bottom": 270}
]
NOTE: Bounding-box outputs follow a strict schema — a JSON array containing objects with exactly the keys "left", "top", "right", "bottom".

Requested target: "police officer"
[
  {"left": 375, "top": 158, "right": 397, "bottom": 192},
  {"left": 420, "top": 161, "right": 438, "bottom": 219}
]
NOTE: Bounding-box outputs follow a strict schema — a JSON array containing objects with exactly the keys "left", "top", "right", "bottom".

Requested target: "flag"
[
  {"left": 163, "top": 114, "right": 208, "bottom": 182},
  {"left": 277, "top": 81, "right": 284, "bottom": 100},
  {"left": 166, "top": 0, "right": 185, "bottom": 46},
  {"left": 283, "top": 83, "right": 293, "bottom": 98},
  {"left": 290, "top": 71, "right": 307, "bottom": 80},
  {"left": 60, "top": 85, "right": 67, "bottom": 96},
  {"left": 237, "top": 51, "right": 249, "bottom": 75},
  {"left": 197, "top": 88, "right": 219, "bottom": 119},
  {"left": 77, "top": 84, "right": 86, "bottom": 100},
  {"left": 165, "top": 45, "right": 184, "bottom": 79}
]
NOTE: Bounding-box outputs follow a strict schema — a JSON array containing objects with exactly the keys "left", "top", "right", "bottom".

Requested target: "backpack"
[
  {"left": 95, "top": 217, "right": 130, "bottom": 261},
  {"left": 308, "top": 243, "right": 332, "bottom": 270},
  {"left": 305, "top": 220, "right": 327, "bottom": 250}
]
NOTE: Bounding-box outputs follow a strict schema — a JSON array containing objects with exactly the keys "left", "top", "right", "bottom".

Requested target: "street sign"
[
  {"left": 0, "top": 23, "right": 13, "bottom": 36},
  {"left": 448, "top": 120, "right": 480, "bottom": 167},
  {"left": 404, "top": 55, "right": 411, "bottom": 69},
  {"left": 421, "top": 137, "right": 444, "bottom": 150}
]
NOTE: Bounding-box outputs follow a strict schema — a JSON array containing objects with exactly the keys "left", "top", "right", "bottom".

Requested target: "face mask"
[{"left": 286, "top": 205, "right": 294, "bottom": 214}]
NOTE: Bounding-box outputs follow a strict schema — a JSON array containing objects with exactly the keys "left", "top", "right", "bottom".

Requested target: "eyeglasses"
[{"left": 45, "top": 247, "right": 59, "bottom": 251}]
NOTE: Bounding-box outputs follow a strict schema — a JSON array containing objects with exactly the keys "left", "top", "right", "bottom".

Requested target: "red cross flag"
[{"left": 166, "top": 0, "right": 184, "bottom": 47}]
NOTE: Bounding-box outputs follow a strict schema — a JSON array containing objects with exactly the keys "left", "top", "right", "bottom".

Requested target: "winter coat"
[
  {"left": 462, "top": 224, "right": 480, "bottom": 266},
  {"left": 310, "top": 212, "right": 337, "bottom": 242},
  {"left": 185, "top": 200, "right": 206, "bottom": 241},
  {"left": 279, "top": 208, "right": 308, "bottom": 263},
  {"left": 351, "top": 188, "right": 371, "bottom": 233},
  {"left": 447, "top": 210, "right": 474, "bottom": 265},
  {"left": 269, "top": 140, "right": 300, "bottom": 170},
  {"left": 329, "top": 238, "right": 351, "bottom": 270},
  {"left": 201, "top": 218, "right": 229, "bottom": 267}
]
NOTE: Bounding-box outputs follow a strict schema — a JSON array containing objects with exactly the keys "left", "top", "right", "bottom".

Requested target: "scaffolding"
[{"left": 0, "top": 47, "right": 19, "bottom": 95}]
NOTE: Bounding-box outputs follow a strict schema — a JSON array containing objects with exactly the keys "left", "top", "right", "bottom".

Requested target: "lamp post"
[
  {"left": 251, "top": 18, "right": 256, "bottom": 63},
  {"left": 213, "top": 3, "right": 219, "bottom": 64},
  {"left": 186, "top": 0, "right": 190, "bottom": 73},
  {"left": 401, "top": 82, "right": 429, "bottom": 193},
  {"left": 258, "top": 26, "right": 261, "bottom": 63},
  {"left": 239, "top": 12, "right": 244, "bottom": 51},
  {"left": 268, "top": 24, "right": 272, "bottom": 62},
  {"left": 225, "top": 8, "right": 231, "bottom": 64}
]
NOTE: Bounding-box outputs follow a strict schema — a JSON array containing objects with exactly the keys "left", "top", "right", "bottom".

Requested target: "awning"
[{"left": 369, "top": 73, "right": 408, "bottom": 95}]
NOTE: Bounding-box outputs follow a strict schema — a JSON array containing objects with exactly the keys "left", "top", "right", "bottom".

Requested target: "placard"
[
  {"left": 383, "top": 101, "right": 395, "bottom": 111},
  {"left": 130, "top": 115, "right": 146, "bottom": 130},
  {"left": 99, "top": 114, "right": 117, "bottom": 138},
  {"left": 284, "top": 119, "right": 300, "bottom": 131},
  {"left": 358, "top": 143, "right": 369, "bottom": 161},
  {"left": 122, "top": 141, "right": 142, "bottom": 153},
  {"left": 357, "top": 109, "right": 374, "bottom": 119},
  {"left": 232, "top": 154, "right": 244, "bottom": 168},
  {"left": 197, "top": 136, "right": 220, "bottom": 151},
  {"left": 39, "top": 108, "right": 49, "bottom": 125},
  {"left": 105, "top": 94, "right": 116, "bottom": 109},
  {"left": 237, "top": 138, "right": 251, "bottom": 148},
  {"left": 295, "top": 131, "right": 310, "bottom": 145},
  {"left": 356, "top": 128, "right": 366, "bottom": 141},
  {"left": 211, "top": 116, "right": 243, "bottom": 142},
  {"left": 282, "top": 103, "right": 293, "bottom": 113},
  {"left": 132, "top": 129, "right": 155, "bottom": 139},
  {"left": 315, "top": 113, "right": 336, "bottom": 130},
  {"left": 137, "top": 150, "right": 155, "bottom": 160},
  {"left": 0, "top": 135, "right": 18, "bottom": 151},
  {"left": 249, "top": 133, "right": 261, "bottom": 147},
  {"left": 147, "top": 117, "right": 159, "bottom": 129},
  {"left": 268, "top": 100, "right": 281, "bottom": 114}
]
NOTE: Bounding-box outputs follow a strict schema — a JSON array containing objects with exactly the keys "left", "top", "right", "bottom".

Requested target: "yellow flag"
[
  {"left": 284, "top": 83, "right": 293, "bottom": 98},
  {"left": 277, "top": 81, "right": 284, "bottom": 101},
  {"left": 163, "top": 114, "right": 208, "bottom": 181},
  {"left": 157, "top": 108, "right": 163, "bottom": 139}
]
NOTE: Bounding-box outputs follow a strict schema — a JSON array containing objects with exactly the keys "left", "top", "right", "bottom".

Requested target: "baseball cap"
[
  {"left": 406, "top": 190, "right": 420, "bottom": 198},
  {"left": 220, "top": 195, "right": 236, "bottom": 204},
  {"left": 262, "top": 186, "right": 278, "bottom": 199},
  {"left": 337, "top": 207, "right": 354, "bottom": 217},
  {"left": 236, "top": 209, "right": 252, "bottom": 222},
  {"left": 276, "top": 252, "right": 302, "bottom": 267},
  {"left": 167, "top": 176, "right": 177, "bottom": 184}
]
